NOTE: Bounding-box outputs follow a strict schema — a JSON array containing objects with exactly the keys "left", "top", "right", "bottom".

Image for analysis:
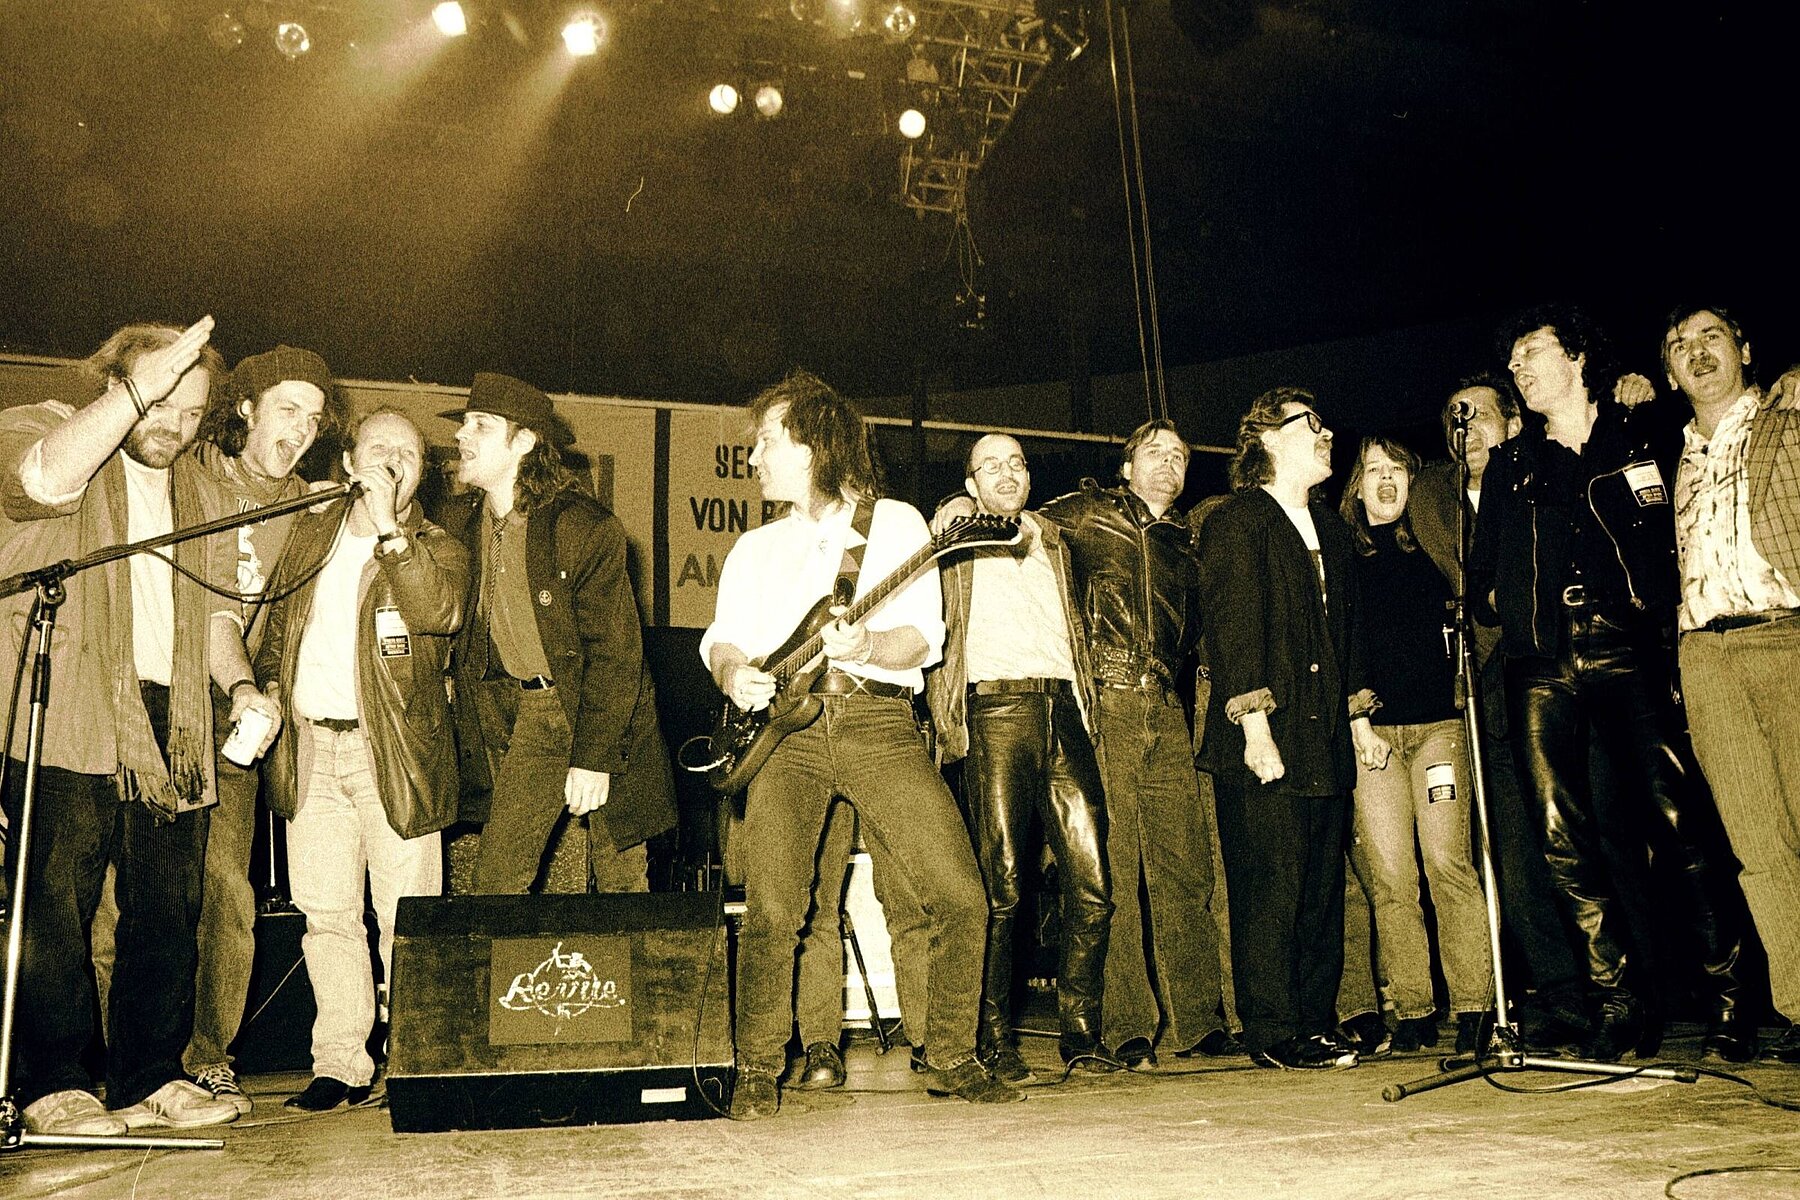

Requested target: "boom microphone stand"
[
  {"left": 0, "top": 481, "right": 362, "bottom": 1152},
  {"left": 1381, "top": 413, "right": 1695, "bottom": 1102}
]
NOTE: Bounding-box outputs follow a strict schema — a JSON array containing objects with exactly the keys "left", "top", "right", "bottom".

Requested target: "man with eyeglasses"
[
  {"left": 925, "top": 433, "right": 1120, "bottom": 1081},
  {"left": 940, "top": 418, "right": 1233, "bottom": 1068}
]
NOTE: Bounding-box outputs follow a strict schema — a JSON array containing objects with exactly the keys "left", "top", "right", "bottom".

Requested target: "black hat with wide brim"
[{"left": 440, "top": 372, "right": 575, "bottom": 446}]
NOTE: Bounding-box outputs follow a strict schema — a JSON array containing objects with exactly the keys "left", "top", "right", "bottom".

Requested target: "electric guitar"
[{"left": 702, "top": 513, "right": 1022, "bottom": 797}]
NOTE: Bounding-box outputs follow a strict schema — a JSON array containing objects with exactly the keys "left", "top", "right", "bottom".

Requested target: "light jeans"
[
  {"left": 1350, "top": 718, "right": 1492, "bottom": 1017},
  {"left": 1681, "top": 620, "right": 1800, "bottom": 1021},
  {"left": 288, "top": 723, "right": 442, "bottom": 1087}
]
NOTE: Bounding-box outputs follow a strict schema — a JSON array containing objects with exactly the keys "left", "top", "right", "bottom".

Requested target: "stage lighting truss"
[{"left": 895, "top": 1, "right": 1054, "bottom": 217}]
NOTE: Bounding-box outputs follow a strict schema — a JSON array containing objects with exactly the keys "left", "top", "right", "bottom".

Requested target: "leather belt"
[
  {"left": 311, "top": 716, "right": 360, "bottom": 734},
  {"left": 812, "top": 669, "right": 912, "bottom": 699},
  {"left": 1695, "top": 609, "right": 1800, "bottom": 635},
  {"left": 970, "top": 677, "right": 1073, "bottom": 697},
  {"left": 1560, "top": 584, "right": 1592, "bottom": 607},
  {"left": 1098, "top": 671, "right": 1176, "bottom": 694},
  {"left": 518, "top": 675, "right": 555, "bottom": 691}
]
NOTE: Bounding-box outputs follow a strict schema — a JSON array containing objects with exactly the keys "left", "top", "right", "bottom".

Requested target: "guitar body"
[
  {"left": 698, "top": 512, "right": 1022, "bottom": 800},
  {"left": 704, "top": 595, "right": 838, "bottom": 797}
]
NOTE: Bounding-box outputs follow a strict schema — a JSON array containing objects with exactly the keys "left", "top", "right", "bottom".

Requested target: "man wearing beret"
[{"left": 447, "top": 373, "right": 675, "bottom": 894}]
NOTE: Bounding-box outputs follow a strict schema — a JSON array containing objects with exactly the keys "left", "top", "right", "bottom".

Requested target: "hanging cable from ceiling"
[{"left": 1101, "top": 0, "right": 1168, "bottom": 422}]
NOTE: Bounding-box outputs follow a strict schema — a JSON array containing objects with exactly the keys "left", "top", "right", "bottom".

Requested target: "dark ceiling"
[{"left": 3, "top": 1, "right": 1798, "bottom": 432}]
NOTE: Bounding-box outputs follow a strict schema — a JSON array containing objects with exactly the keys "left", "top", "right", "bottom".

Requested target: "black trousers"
[
  {"left": 963, "top": 688, "right": 1112, "bottom": 1049},
  {"left": 1213, "top": 768, "right": 1348, "bottom": 1053},
  {"left": 1506, "top": 607, "right": 1743, "bottom": 1015}
]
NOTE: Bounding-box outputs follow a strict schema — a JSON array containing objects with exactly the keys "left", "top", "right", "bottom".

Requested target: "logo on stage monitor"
[{"left": 489, "top": 937, "right": 631, "bottom": 1046}]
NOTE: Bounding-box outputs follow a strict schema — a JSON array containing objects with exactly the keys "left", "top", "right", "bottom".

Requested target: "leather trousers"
[
  {"left": 1506, "top": 606, "right": 1744, "bottom": 1017},
  {"left": 964, "top": 688, "right": 1113, "bottom": 1049}
]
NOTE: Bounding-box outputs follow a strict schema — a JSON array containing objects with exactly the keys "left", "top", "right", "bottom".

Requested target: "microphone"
[{"left": 1447, "top": 396, "right": 1479, "bottom": 422}]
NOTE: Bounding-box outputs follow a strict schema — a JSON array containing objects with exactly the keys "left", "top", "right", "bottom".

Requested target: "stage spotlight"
[
  {"left": 274, "top": 20, "right": 310, "bottom": 59},
  {"left": 708, "top": 83, "right": 740, "bottom": 115},
  {"left": 205, "top": 11, "right": 246, "bottom": 51},
  {"left": 432, "top": 2, "right": 468, "bottom": 37},
  {"left": 753, "top": 84, "right": 783, "bottom": 119},
  {"left": 897, "top": 107, "right": 926, "bottom": 139},
  {"left": 880, "top": 3, "right": 916, "bottom": 43},
  {"left": 562, "top": 12, "right": 603, "bottom": 57}
]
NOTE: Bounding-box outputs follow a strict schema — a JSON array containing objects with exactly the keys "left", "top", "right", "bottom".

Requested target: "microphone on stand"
[{"left": 1447, "top": 396, "right": 1479, "bottom": 423}]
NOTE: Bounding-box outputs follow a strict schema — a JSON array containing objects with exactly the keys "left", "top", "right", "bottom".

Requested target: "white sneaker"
[
  {"left": 23, "top": 1089, "right": 129, "bottom": 1136},
  {"left": 113, "top": 1079, "right": 241, "bottom": 1129},
  {"left": 192, "top": 1062, "right": 253, "bottom": 1116}
]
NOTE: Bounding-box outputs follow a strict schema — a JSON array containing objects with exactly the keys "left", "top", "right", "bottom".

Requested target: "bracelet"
[
  {"left": 227, "top": 677, "right": 257, "bottom": 698},
  {"left": 119, "top": 375, "right": 148, "bottom": 419}
]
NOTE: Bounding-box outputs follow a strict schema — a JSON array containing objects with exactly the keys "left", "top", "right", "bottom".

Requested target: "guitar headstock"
[{"left": 932, "top": 513, "right": 1024, "bottom": 554}]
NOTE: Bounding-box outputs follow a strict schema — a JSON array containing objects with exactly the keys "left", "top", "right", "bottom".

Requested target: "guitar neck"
[{"left": 771, "top": 541, "right": 938, "bottom": 679}]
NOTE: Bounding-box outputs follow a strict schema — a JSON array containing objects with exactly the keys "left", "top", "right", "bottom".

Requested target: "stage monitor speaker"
[{"left": 386, "top": 891, "right": 731, "bottom": 1132}]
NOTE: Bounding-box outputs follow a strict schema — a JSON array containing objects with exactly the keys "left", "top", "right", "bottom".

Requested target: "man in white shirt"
[{"left": 702, "top": 371, "right": 1016, "bottom": 1118}]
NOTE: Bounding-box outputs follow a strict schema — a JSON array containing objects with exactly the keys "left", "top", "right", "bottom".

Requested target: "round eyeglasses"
[{"left": 974, "top": 454, "right": 1027, "bottom": 475}]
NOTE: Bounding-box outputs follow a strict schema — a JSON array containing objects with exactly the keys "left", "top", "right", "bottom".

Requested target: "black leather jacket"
[
  {"left": 1469, "top": 401, "right": 1680, "bottom": 659},
  {"left": 1036, "top": 480, "right": 1199, "bottom": 686}
]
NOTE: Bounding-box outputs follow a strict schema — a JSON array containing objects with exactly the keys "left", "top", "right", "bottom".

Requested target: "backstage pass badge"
[
  {"left": 1623, "top": 460, "right": 1667, "bottom": 507},
  {"left": 375, "top": 606, "right": 412, "bottom": 658}
]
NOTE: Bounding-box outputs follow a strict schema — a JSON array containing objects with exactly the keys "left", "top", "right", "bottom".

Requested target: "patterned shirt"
[{"left": 1675, "top": 391, "right": 1800, "bottom": 630}]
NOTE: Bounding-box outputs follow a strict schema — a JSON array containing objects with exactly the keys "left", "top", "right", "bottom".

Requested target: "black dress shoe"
[
  {"left": 1581, "top": 991, "right": 1645, "bottom": 1062},
  {"left": 786, "top": 1041, "right": 846, "bottom": 1090},
  {"left": 1058, "top": 1039, "right": 1125, "bottom": 1073},
  {"left": 1115, "top": 1036, "right": 1157, "bottom": 1069},
  {"left": 1757, "top": 1026, "right": 1800, "bottom": 1064},
  {"left": 1337, "top": 1011, "right": 1392, "bottom": 1059},
  {"left": 922, "top": 1056, "right": 1025, "bottom": 1104},
  {"left": 729, "top": 1070, "right": 780, "bottom": 1120},
  {"left": 1177, "top": 1029, "right": 1248, "bottom": 1058},
  {"left": 1391, "top": 1016, "right": 1440, "bottom": 1054},
  {"left": 1702, "top": 1017, "right": 1757, "bottom": 1064},
  {"left": 1250, "top": 1034, "right": 1358, "bottom": 1071},
  {"left": 981, "top": 1043, "right": 1036, "bottom": 1085},
  {"left": 284, "top": 1077, "right": 372, "bottom": 1111}
]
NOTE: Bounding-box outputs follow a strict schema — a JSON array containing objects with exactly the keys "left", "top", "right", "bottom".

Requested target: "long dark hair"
[
  {"left": 1339, "top": 435, "right": 1421, "bottom": 557},
  {"left": 749, "top": 369, "right": 885, "bottom": 506},
  {"left": 513, "top": 425, "right": 575, "bottom": 515},
  {"left": 1228, "top": 386, "right": 1313, "bottom": 494},
  {"left": 199, "top": 372, "right": 349, "bottom": 459},
  {"left": 1496, "top": 303, "right": 1617, "bottom": 400}
]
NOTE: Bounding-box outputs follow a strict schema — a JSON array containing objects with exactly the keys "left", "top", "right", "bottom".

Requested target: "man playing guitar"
[{"left": 701, "top": 370, "right": 1020, "bottom": 1118}]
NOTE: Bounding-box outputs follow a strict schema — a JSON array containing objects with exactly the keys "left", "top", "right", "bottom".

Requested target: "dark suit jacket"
[
  {"left": 453, "top": 487, "right": 676, "bottom": 850},
  {"left": 1408, "top": 459, "right": 1501, "bottom": 667},
  {"left": 1196, "top": 488, "right": 1365, "bottom": 796}
]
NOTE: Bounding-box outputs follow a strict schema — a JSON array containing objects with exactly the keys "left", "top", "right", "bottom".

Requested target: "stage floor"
[{"left": 7, "top": 1028, "right": 1798, "bottom": 1200}]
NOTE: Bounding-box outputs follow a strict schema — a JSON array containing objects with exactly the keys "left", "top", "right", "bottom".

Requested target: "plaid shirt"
[{"left": 1676, "top": 390, "right": 1800, "bottom": 629}]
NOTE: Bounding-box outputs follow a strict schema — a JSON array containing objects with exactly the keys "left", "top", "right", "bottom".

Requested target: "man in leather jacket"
[
  {"left": 1035, "top": 420, "right": 1232, "bottom": 1065},
  {"left": 1469, "top": 304, "right": 1749, "bottom": 1062},
  {"left": 254, "top": 409, "right": 468, "bottom": 1110}
]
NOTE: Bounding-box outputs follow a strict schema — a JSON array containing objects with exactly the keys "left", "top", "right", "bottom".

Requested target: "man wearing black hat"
[{"left": 447, "top": 373, "right": 675, "bottom": 894}]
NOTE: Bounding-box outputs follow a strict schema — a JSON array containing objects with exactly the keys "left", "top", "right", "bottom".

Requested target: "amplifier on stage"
[{"left": 386, "top": 891, "right": 731, "bottom": 1132}]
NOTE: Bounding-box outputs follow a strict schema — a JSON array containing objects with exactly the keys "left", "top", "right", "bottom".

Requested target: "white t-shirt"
[
  {"left": 122, "top": 455, "right": 175, "bottom": 686},
  {"left": 292, "top": 527, "right": 378, "bottom": 721}
]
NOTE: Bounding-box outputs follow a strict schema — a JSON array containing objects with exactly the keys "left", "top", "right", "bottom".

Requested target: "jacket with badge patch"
[{"left": 257, "top": 506, "right": 468, "bottom": 839}]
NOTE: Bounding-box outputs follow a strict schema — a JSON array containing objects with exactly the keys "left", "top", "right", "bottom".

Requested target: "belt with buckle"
[
  {"left": 1697, "top": 609, "right": 1800, "bottom": 635},
  {"left": 517, "top": 675, "right": 555, "bottom": 691},
  {"left": 811, "top": 669, "right": 912, "bottom": 699},
  {"left": 970, "top": 677, "right": 1073, "bottom": 697},
  {"left": 311, "top": 716, "right": 359, "bottom": 734},
  {"left": 1560, "top": 584, "right": 1592, "bottom": 607}
]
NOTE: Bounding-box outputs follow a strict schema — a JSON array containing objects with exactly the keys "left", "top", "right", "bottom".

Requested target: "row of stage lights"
[{"left": 217, "top": 2, "right": 930, "bottom": 138}]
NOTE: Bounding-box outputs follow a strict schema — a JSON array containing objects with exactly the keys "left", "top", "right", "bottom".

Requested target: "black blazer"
[{"left": 1196, "top": 488, "right": 1364, "bottom": 796}]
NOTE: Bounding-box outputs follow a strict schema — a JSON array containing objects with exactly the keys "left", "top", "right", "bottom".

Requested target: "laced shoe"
[
  {"left": 980, "top": 1042, "right": 1036, "bottom": 1085},
  {"left": 922, "top": 1055, "right": 1026, "bottom": 1103},
  {"left": 23, "top": 1089, "right": 128, "bottom": 1136},
  {"left": 1337, "top": 1011, "right": 1392, "bottom": 1059},
  {"left": 192, "top": 1062, "right": 253, "bottom": 1116},
  {"left": 729, "top": 1069, "right": 780, "bottom": 1120},
  {"left": 114, "top": 1079, "right": 241, "bottom": 1129}
]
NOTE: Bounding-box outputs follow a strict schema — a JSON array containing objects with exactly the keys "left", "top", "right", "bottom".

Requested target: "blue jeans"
[
  {"left": 1095, "top": 686, "right": 1224, "bottom": 1050},
  {"left": 734, "top": 694, "right": 987, "bottom": 1074},
  {"left": 1350, "top": 719, "right": 1493, "bottom": 1016}
]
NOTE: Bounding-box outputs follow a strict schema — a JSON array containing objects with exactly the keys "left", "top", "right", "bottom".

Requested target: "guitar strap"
[{"left": 836, "top": 500, "right": 875, "bottom": 599}]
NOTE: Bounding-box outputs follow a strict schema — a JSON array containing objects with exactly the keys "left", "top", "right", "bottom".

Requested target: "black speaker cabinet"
[{"left": 386, "top": 891, "right": 731, "bottom": 1132}]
